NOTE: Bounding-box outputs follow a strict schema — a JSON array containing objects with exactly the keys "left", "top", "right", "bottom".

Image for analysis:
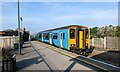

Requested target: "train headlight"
[
  {"left": 70, "top": 44, "right": 75, "bottom": 47},
  {"left": 86, "top": 43, "right": 88, "bottom": 46}
]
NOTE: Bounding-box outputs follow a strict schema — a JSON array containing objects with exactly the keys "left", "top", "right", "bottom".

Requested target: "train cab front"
[
  {"left": 68, "top": 26, "right": 94, "bottom": 56},
  {"left": 77, "top": 27, "right": 93, "bottom": 55},
  {"left": 68, "top": 27, "right": 77, "bottom": 52}
]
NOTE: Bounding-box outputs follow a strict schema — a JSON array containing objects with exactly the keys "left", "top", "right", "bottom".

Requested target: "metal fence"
[
  {"left": 91, "top": 37, "right": 120, "bottom": 51},
  {"left": 0, "top": 36, "right": 18, "bottom": 53}
]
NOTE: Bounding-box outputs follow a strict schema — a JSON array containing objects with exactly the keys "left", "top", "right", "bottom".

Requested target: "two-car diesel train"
[{"left": 35, "top": 25, "right": 93, "bottom": 56}]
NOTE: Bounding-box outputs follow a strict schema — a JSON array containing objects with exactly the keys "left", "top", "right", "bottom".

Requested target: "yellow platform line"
[{"left": 37, "top": 41, "right": 110, "bottom": 72}]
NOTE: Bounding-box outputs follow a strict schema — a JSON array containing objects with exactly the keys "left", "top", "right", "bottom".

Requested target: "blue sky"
[{"left": 1, "top": 2, "right": 118, "bottom": 33}]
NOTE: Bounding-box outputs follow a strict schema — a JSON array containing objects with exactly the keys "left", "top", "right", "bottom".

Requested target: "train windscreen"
[
  {"left": 85, "top": 29, "right": 89, "bottom": 39},
  {"left": 70, "top": 29, "right": 75, "bottom": 39}
]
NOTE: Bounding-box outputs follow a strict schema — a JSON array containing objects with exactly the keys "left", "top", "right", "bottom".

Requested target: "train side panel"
[
  {"left": 60, "top": 29, "right": 68, "bottom": 50},
  {"left": 52, "top": 30, "right": 60, "bottom": 47},
  {"left": 43, "top": 32, "right": 50, "bottom": 43},
  {"left": 38, "top": 33, "right": 42, "bottom": 41}
]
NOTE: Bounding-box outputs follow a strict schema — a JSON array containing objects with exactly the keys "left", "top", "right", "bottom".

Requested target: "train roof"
[{"left": 38, "top": 25, "right": 88, "bottom": 33}]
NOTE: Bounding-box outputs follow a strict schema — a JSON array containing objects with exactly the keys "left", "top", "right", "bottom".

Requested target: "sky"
[{"left": 1, "top": 1, "right": 119, "bottom": 34}]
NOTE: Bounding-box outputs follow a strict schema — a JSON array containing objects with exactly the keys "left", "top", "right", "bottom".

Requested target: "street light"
[
  {"left": 20, "top": 17, "right": 23, "bottom": 30},
  {"left": 18, "top": 0, "right": 21, "bottom": 55}
]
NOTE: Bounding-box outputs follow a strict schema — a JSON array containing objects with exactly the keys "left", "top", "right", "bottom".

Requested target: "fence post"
[
  {"left": 104, "top": 37, "right": 107, "bottom": 50},
  {"left": 117, "top": 37, "right": 120, "bottom": 51}
]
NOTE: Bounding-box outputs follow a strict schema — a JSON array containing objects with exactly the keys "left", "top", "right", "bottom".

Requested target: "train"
[{"left": 35, "top": 25, "right": 94, "bottom": 56}]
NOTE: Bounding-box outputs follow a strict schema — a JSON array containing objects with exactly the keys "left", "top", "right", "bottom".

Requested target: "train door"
[
  {"left": 60, "top": 32, "right": 63, "bottom": 48},
  {"left": 42, "top": 33, "right": 43, "bottom": 41},
  {"left": 78, "top": 29, "right": 85, "bottom": 49},
  {"left": 50, "top": 33, "right": 52, "bottom": 44}
]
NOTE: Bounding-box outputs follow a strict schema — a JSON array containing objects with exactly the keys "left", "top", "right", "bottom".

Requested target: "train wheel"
[
  {"left": 82, "top": 51, "right": 85, "bottom": 56},
  {"left": 72, "top": 47, "right": 75, "bottom": 53},
  {"left": 85, "top": 52, "right": 89, "bottom": 57},
  {"left": 80, "top": 51, "right": 84, "bottom": 55},
  {"left": 70, "top": 48, "right": 74, "bottom": 53},
  {"left": 78, "top": 50, "right": 82, "bottom": 55},
  {"left": 70, "top": 49, "right": 72, "bottom": 52}
]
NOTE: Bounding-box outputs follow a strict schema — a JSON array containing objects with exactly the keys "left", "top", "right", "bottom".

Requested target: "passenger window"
[
  {"left": 39, "top": 34, "right": 41, "bottom": 38},
  {"left": 60, "top": 33, "right": 63, "bottom": 39},
  {"left": 53, "top": 33, "right": 57, "bottom": 39},
  {"left": 70, "top": 29, "right": 75, "bottom": 39},
  {"left": 63, "top": 33, "right": 65, "bottom": 39},
  {"left": 43, "top": 33, "right": 49, "bottom": 40}
]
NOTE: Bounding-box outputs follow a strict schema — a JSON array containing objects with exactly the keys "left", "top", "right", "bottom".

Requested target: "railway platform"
[{"left": 15, "top": 41, "right": 96, "bottom": 71}]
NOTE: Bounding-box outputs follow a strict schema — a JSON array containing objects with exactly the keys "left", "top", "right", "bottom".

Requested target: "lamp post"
[
  {"left": 20, "top": 17, "right": 23, "bottom": 30},
  {"left": 18, "top": 0, "right": 21, "bottom": 55}
]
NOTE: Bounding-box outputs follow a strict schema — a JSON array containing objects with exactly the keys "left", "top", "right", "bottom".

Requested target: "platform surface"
[{"left": 16, "top": 41, "right": 95, "bottom": 71}]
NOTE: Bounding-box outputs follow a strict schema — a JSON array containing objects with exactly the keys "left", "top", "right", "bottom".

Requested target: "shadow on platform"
[
  {"left": 22, "top": 48, "right": 46, "bottom": 55},
  {"left": 22, "top": 45, "right": 31, "bottom": 49},
  {"left": 16, "top": 56, "right": 43, "bottom": 70},
  {"left": 16, "top": 42, "right": 53, "bottom": 71},
  {"left": 65, "top": 57, "right": 102, "bottom": 72},
  {"left": 65, "top": 51, "right": 120, "bottom": 72},
  {"left": 90, "top": 51, "right": 120, "bottom": 67},
  {"left": 23, "top": 42, "right": 30, "bottom": 44}
]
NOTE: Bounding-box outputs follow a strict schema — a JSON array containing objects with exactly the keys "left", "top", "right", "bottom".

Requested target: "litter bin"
[{"left": 2, "top": 54, "right": 16, "bottom": 72}]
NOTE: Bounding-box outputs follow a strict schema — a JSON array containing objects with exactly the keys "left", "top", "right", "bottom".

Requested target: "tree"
[
  {"left": 109, "top": 25, "right": 113, "bottom": 28},
  {"left": 114, "top": 26, "right": 120, "bottom": 37},
  {"left": 90, "top": 27, "right": 98, "bottom": 37},
  {"left": 4, "top": 29, "right": 14, "bottom": 32}
]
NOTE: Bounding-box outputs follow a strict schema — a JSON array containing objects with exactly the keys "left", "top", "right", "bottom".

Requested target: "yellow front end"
[
  {"left": 85, "top": 28, "right": 90, "bottom": 49},
  {"left": 77, "top": 27, "right": 91, "bottom": 49},
  {"left": 68, "top": 26, "right": 91, "bottom": 50},
  {"left": 68, "top": 26, "right": 77, "bottom": 50},
  {"left": 79, "top": 31, "right": 83, "bottom": 48}
]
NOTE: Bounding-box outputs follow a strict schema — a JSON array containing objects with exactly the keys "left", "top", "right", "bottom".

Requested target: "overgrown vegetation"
[{"left": 90, "top": 25, "right": 120, "bottom": 37}]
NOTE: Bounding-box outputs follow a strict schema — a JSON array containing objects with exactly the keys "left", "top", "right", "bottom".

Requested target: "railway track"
[{"left": 36, "top": 41, "right": 120, "bottom": 72}]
